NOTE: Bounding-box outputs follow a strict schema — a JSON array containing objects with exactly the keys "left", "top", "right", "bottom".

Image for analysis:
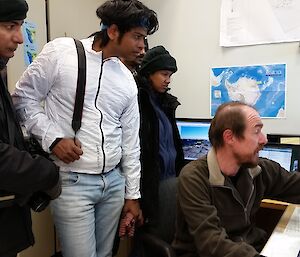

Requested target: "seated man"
[{"left": 172, "top": 101, "right": 300, "bottom": 257}]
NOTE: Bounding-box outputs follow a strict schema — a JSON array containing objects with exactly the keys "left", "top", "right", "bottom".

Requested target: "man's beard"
[{"left": 234, "top": 151, "right": 259, "bottom": 168}]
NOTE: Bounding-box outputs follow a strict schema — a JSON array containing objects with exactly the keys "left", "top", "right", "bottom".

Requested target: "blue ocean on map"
[{"left": 210, "top": 64, "right": 286, "bottom": 118}]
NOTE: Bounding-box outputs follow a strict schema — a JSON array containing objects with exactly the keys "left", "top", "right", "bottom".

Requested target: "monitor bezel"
[
  {"left": 176, "top": 117, "right": 212, "bottom": 123},
  {"left": 267, "top": 134, "right": 300, "bottom": 144}
]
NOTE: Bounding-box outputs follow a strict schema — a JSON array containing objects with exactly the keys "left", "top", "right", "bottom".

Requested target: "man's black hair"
[{"left": 93, "top": 0, "right": 158, "bottom": 47}]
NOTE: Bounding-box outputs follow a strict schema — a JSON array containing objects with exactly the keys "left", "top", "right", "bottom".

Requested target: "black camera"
[{"left": 28, "top": 192, "right": 51, "bottom": 212}]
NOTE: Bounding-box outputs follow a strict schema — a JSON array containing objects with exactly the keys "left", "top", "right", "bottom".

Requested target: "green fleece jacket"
[{"left": 173, "top": 148, "right": 300, "bottom": 257}]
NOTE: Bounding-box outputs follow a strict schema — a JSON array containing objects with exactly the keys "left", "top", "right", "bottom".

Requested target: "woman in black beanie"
[{"left": 135, "top": 45, "right": 184, "bottom": 241}]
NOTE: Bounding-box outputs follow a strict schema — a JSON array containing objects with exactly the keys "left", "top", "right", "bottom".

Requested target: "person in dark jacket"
[
  {"left": 111, "top": 42, "right": 149, "bottom": 257},
  {"left": 137, "top": 45, "right": 184, "bottom": 231},
  {"left": 0, "top": 1, "right": 61, "bottom": 256}
]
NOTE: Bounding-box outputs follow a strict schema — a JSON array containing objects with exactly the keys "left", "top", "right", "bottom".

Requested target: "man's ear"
[
  {"left": 223, "top": 129, "right": 234, "bottom": 145},
  {"left": 107, "top": 24, "right": 120, "bottom": 40}
]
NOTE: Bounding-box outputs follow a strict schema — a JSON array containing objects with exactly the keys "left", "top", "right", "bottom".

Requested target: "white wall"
[
  {"left": 142, "top": 0, "right": 300, "bottom": 135},
  {"left": 48, "top": 0, "right": 102, "bottom": 40}
]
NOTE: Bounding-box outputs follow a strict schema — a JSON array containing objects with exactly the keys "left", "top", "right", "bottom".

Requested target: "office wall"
[
  {"left": 48, "top": 0, "right": 102, "bottom": 40},
  {"left": 140, "top": 0, "right": 300, "bottom": 135}
]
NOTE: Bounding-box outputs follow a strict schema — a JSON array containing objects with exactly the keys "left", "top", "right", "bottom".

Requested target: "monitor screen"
[
  {"left": 259, "top": 143, "right": 300, "bottom": 172},
  {"left": 176, "top": 118, "right": 212, "bottom": 161}
]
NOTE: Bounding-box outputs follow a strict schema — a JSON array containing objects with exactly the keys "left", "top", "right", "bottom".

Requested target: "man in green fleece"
[{"left": 173, "top": 101, "right": 300, "bottom": 257}]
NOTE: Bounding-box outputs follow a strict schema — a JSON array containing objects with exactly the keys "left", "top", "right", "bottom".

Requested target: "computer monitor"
[
  {"left": 259, "top": 143, "right": 300, "bottom": 172},
  {"left": 267, "top": 134, "right": 300, "bottom": 145},
  {"left": 176, "top": 118, "right": 212, "bottom": 161}
]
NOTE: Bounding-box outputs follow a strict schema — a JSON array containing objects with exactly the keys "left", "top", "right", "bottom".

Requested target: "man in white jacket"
[{"left": 12, "top": 1, "right": 158, "bottom": 257}]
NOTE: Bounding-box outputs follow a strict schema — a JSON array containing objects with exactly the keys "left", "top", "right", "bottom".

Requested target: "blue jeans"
[{"left": 50, "top": 167, "right": 125, "bottom": 257}]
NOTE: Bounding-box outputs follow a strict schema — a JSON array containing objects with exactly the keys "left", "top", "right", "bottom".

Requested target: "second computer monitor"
[
  {"left": 259, "top": 143, "right": 300, "bottom": 172},
  {"left": 176, "top": 118, "right": 212, "bottom": 161}
]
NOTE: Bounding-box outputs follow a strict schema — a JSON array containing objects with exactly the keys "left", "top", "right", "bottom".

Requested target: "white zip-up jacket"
[{"left": 12, "top": 37, "right": 141, "bottom": 199}]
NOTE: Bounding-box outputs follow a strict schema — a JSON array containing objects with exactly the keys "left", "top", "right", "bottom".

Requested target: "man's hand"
[
  {"left": 118, "top": 199, "right": 143, "bottom": 238},
  {"left": 136, "top": 208, "right": 144, "bottom": 227},
  {"left": 52, "top": 138, "right": 83, "bottom": 163},
  {"left": 122, "top": 199, "right": 141, "bottom": 220}
]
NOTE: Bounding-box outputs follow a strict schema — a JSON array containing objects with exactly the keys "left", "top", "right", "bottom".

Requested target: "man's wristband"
[{"left": 49, "top": 138, "right": 63, "bottom": 151}]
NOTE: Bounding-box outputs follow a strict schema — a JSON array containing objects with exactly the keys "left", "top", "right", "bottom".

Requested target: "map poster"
[
  {"left": 22, "top": 20, "right": 38, "bottom": 66},
  {"left": 210, "top": 63, "right": 286, "bottom": 118}
]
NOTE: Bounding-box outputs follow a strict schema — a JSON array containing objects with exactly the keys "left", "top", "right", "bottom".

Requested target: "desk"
[
  {"left": 260, "top": 199, "right": 289, "bottom": 211},
  {"left": 261, "top": 204, "right": 300, "bottom": 257},
  {"left": 255, "top": 199, "right": 289, "bottom": 239}
]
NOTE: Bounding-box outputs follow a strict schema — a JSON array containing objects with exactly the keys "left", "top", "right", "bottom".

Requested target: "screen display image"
[
  {"left": 259, "top": 146, "right": 293, "bottom": 171},
  {"left": 259, "top": 143, "right": 300, "bottom": 172},
  {"left": 176, "top": 118, "right": 212, "bottom": 161}
]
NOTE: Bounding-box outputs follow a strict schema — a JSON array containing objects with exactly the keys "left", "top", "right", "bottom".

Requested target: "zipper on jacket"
[
  {"left": 94, "top": 53, "right": 106, "bottom": 173},
  {"left": 221, "top": 185, "right": 253, "bottom": 224},
  {"left": 244, "top": 184, "right": 255, "bottom": 224},
  {"left": 221, "top": 185, "right": 245, "bottom": 207}
]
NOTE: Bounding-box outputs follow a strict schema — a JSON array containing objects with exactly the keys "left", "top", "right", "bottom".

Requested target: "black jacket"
[
  {"left": 137, "top": 76, "right": 184, "bottom": 223},
  {"left": 0, "top": 70, "right": 60, "bottom": 255}
]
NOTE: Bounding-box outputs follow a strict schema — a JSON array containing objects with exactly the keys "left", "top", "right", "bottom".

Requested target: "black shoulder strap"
[{"left": 72, "top": 38, "right": 86, "bottom": 135}]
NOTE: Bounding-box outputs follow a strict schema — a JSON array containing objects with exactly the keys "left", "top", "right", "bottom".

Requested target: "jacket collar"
[
  {"left": 207, "top": 148, "right": 262, "bottom": 186},
  {"left": 0, "top": 57, "right": 9, "bottom": 71},
  {"left": 84, "top": 37, "right": 119, "bottom": 63}
]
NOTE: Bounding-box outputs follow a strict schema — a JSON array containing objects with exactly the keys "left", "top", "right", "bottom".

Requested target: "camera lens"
[{"left": 29, "top": 192, "right": 51, "bottom": 212}]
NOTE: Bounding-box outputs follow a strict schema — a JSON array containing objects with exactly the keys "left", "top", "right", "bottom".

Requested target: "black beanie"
[
  {"left": 139, "top": 45, "right": 177, "bottom": 76},
  {"left": 0, "top": 0, "right": 28, "bottom": 22}
]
